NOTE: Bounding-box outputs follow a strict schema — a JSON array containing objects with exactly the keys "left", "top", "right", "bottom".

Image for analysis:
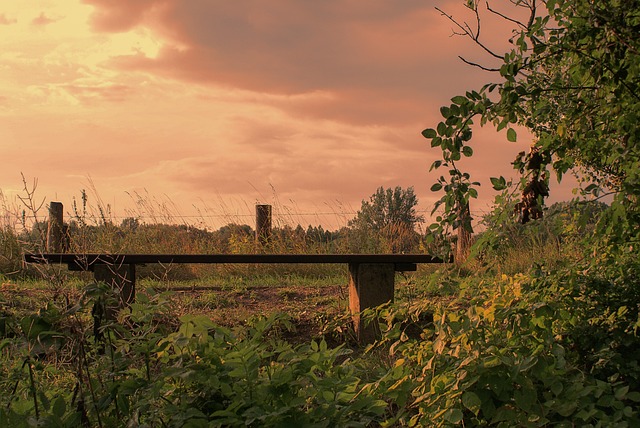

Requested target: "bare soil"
[
  {"left": 159, "top": 284, "right": 349, "bottom": 341},
  {"left": 1, "top": 281, "right": 350, "bottom": 343}
]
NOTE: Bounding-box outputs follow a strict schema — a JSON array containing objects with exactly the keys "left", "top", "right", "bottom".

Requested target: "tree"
[
  {"left": 348, "top": 186, "right": 424, "bottom": 253},
  {"left": 423, "top": 0, "right": 640, "bottom": 250},
  {"left": 120, "top": 217, "right": 140, "bottom": 231},
  {"left": 350, "top": 186, "right": 424, "bottom": 231}
]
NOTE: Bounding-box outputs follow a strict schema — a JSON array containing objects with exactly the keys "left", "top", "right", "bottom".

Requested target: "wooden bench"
[{"left": 24, "top": 253, "right": 447, "bottom": 342}]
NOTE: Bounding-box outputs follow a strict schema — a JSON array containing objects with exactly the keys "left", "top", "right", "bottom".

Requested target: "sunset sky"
[{"left": 1, "top": 1, "right": 577, "bottom": 230}]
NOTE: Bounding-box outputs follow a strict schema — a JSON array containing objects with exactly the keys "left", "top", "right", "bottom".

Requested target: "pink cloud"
[
  {"left": 83, "top": 0, "right": 163, "bottom": 32},
  {"left": 62, "top": 83, "right": 134, "bottom": 103},
  {"left": 0, "top": 14, "right": 17, "bottom": 25},
  {"left": 31, "top": 12, "right": 58, "bottom": 27},
  {"left": 83, "top": 0, "right": 498, "bottom": 129}
]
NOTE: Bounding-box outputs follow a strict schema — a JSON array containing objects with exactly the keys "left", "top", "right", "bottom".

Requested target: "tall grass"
[
  {"left": 3, "top": 181, "right": 443, "bottom": 282},
  {"left": 469, "top": 200, "right": 604, "bottom": 275}
]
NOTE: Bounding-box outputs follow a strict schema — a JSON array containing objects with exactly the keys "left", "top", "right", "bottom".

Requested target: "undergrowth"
[
  {"left": 2, "top": 256, "right": 640, "bottom": 426},
  {"left": 1, "top": 184, "right": 638, "bottom": 426}
]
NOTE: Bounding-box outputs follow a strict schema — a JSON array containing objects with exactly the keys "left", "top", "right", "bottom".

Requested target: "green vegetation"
[
  {"left": 424, "top": 0, "right": 639, "bottom": 249},
  {"left": 2, "top": 0, "right": 640, "bottom": 425},
  {"left": 347, "top": 186, "right": 424, "bottom": 253},
  {"left": 2, "top": 196, "right": 639, "bottom": 426}
]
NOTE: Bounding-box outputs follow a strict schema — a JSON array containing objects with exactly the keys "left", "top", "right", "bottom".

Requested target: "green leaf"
[
  {"left": 490, "top": 176, "right": 507, "bottom": 191},
  {"left": 452, "top": 95, "right": 467, "bottom": 105},
  {"left": 52, "top": 396, "right": 66, "bottom": 418},
  {"left": 615, "top": 385, "right": 629, "bottom": 400},
  {"left": 444, "top": 408, "right": 464, "bottom": 424},
  {"left": 431, "top": 183, "right": 443, "bottom": 192},
  {"left": 626, "top": 391, "right": 640, "bottom": 402},
  {"left": 437, "top": 122, "right": 447, "bottom": 136},
  {"left": 462, "top": 146, "right": 473, "bottom": 157},
  {"left": 533, "top": 43, "right": 547, "bottom": 54},
  {"left": 462, "top": 391, "right": 482, "bottom": 415},
  {"left": 482, "top": 356, "right": 502, "bottom": 368},
  {"left": 422, "top": 128, "right": 437, "bottom": 139},
  {"left": 507, "top": 128, "right": 517, "bottom": 142}
]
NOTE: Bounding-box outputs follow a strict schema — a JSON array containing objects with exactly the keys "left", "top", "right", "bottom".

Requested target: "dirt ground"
[
  {"left": 1, "top": 281, "right": 351, "bottom": 343},
  {"left": 158, "top": 283, "right": 350, "bottom": 341}
]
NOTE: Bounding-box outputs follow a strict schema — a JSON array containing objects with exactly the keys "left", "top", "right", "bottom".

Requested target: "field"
[{"left": 1, "top": 199, "right": 640, "bottom": 427}]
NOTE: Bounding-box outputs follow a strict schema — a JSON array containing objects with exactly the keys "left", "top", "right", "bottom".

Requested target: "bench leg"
[
  {"left": 348, "top": 263, "right": 395, "bottom": 343},
  {"left": 93, "top": 264, "right": 136, "bottom": 320}
]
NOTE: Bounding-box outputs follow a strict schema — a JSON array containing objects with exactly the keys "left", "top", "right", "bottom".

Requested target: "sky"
[{"left": 0, "top": 1, "right": 578, "bottom": 230}]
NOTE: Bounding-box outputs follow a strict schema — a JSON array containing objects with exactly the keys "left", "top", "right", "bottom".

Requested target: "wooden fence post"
[
  {"left": 255, "top": 204, "right": 272, "bottom": 246},
  {"left": 47, "top": 202, "right": 64, "bottom": 253}
]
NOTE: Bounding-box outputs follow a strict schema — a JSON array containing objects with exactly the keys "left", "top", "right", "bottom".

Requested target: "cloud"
[
  {"left": 2, "top": 0, "right": 573, "bottom": 230},
  {"left": 31, "top": 12, "right": 59, "bottom": 27},
  {"left": 82, "top": 0, "right": 494, "bottom": 128},
  {"left": 83, "top": 0, "right": 162, "bottom": 32},
  {"left": 0, "top": 14, "right": 17, "bottom": 25},
  {"left": 61, "top": 82, "right": 134, "bottom": 103}
]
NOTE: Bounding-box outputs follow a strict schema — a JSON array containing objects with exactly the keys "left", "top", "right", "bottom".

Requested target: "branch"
[
  {"left": 458, "top": 56, "right": 500, "bottom": 72},
  {"left": 485, "top": 1, "right": 529, "bottom": 30},
  {"left": 436, "top": 7, "right": 503, "bottom": 60}
]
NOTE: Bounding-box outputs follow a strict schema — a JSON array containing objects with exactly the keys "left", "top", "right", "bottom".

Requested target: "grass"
[
  {"left": 3, "top": 267, "right": 444, "bottom": 337},
  {"left": 7, "top": 184, "right": 633, "bottom": 426}
]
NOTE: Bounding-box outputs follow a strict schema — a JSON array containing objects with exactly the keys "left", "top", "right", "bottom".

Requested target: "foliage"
[
  {"left": 472, "top": 199, "right": 608, "bottom": 273},
  {"left": 0, "top": 288, "right": 387, "bottom": 427},
  {"left": 363, "top": 268, "right": 640, "bottom": 427},
  {"left": 350, "top": 186, "right": 423, "bottom": 232},
  {"left": 0, "top": 225, "right": 22, "bottom": 275},
  {"left": 348, "top": 186, "right": 424, "bottom": 253},
  {"left": 3, "top": 199, "right": 640, "bottom": 427},
  {"left": 423, "top": 0, "right": 640, "bottom": 251}
]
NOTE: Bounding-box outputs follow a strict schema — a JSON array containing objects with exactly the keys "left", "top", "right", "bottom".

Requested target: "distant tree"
[
  {"left": 350, "top": 186, "right": 424, "bottom": 231},
  {"left": 217, "top": 223, "right": 253, "bottom": 241},
  {"left": 305, "top": 225, "right": 331, "bottom": 243},
  {"left": 349, "top": 186, "right": 424, "bottom": 253},
  {"left": 120, "top": 217, "right": 140, "bottom": 231}
]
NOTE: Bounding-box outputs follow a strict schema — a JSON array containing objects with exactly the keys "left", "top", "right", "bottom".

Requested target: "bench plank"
[{"left": 24, "top": 253, "right": 444, "bottom": 270}]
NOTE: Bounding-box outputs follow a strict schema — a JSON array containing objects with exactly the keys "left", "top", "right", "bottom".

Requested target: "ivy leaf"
[{"left": 507, "top": 128, "right": 517, "bottom": 142}]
